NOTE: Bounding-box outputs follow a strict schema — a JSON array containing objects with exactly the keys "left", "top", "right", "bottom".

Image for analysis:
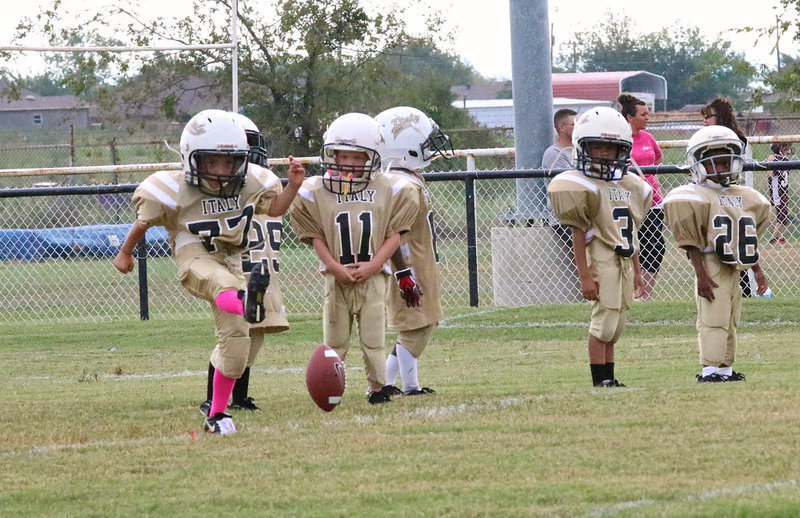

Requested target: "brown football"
[{"left": 305, "top": 345, "right": 346, "bottom": 412}]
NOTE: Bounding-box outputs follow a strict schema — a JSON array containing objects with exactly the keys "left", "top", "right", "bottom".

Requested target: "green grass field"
[{"left": 3, "top": 299, "right": 800, "bottom": 517}]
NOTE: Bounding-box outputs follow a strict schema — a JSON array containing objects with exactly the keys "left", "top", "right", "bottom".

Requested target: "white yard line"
[
  {"left": 3, "top": 393, "right": 576, "bottom": 457},
  {"left": 440, "top": 319, "right": 799, "bottom": 329}
]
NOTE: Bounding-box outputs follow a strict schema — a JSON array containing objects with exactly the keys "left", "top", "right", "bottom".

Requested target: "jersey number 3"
[{"left": 612, "top": 207, "right": 634, "bottom": 258}]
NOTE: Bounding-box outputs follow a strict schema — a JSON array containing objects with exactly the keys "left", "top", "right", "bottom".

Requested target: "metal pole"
[
  {"left": 136, "top": 238, "right": 149, "bottom": 320},
  {"left": 510, "top": 0, "right": 553, "bottom": 223},
  {"left": 231, "top": 0, "right": 239, "bottom": 113},
  {"left": 69, "top": 125, "right": 76, "bottom": 167},
  {"left": 465, "top": 176, "right": 479, "bottom": 306}
]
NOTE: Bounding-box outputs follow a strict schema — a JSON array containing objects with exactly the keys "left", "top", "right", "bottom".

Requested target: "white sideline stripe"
[
  {"left": 582, "top": 480, "right": 798, "bottom": 517},
  {"left": 3, "top": 394, "right": 569, "bottom": 457},
  {"left": 101, "top": 365, "right": 363, "bottom": 381},
  {"left": 103, "top": 367, "right": 306, "bottom": 381},
  {"left": 439, "top": 319, "right": 800, "bottom": 329},
  {"left": 440, "top": 307, "right": 508, "bottom": 324},
  {"left": 2, "top": 435, "right": 191, "bottom": 458}
]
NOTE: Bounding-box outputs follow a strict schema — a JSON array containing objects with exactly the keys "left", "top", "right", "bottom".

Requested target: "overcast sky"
[{"left": 1, "top": 0, "right": 796, "bottom": 79}]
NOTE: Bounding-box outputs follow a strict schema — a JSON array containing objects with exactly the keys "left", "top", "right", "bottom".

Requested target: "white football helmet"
[
  {"left": 375, "top": 106, "right": 453, "bottom": 171},
  {"left": 180, "top": 109, "right": 249, "bottom": 198},
  {"left": 686, "top": 125, "right": 743, "bottom": 188},
  {"left": 230, "top": 112, "right": 268, "bottom": 167},
  {"left": 320, "top": 113, "right": 383, "bottom": 195},
  {"left": 572, "top": 106, "right": 632, "bottom": 181}
]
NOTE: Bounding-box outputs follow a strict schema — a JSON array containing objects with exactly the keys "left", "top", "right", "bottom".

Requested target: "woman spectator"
[{"left": 618, "top": 94, "right": 664, "bottom": 301}]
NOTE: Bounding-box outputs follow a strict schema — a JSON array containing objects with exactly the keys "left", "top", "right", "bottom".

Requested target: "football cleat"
[
  {"left": 240, "top": 263, "right": 270, "bottom": 324},
  {"left": 367, "top": 390, "right": 392, "bottom": 405},
  {"left": 726, "top": 371, "right": 746, "bottom": 382},
  {"left": 199, "top": 399, "right": 211, "bottom": 417},
  {"left": 382, "top": 385, "right": 403, "bottom": 396},
  {"left": 204, "top": 412, "right": 237, "bottom": 435},
  {"left": 404, "top": 387, "right": 436, "bottom": 396},
  {"left": 598, "top": 379, "right": 625, "bottom": 387},
  {"left": 229, "top": 396, "right": 260, "bottom": 411},
  {"left": 696, "top": 373, "right": 727, "bottom": 383}
]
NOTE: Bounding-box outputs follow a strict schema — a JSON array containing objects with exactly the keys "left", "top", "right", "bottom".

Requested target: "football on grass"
[{"left": 305, "top": 345, "right": 346, "bottom": 412}]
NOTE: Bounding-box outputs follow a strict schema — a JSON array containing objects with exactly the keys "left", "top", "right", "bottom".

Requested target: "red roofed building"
[{"left": 552, "top": 71, "right": 668, "bottom": 111}]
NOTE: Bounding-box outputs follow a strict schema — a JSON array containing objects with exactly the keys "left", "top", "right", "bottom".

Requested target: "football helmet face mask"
[
  {"left": 686, "top": 125, "right": 743, "bottom": 188},
  {"left": 230, "top": 112, "right": 268, "bottom": 167},
  {"left": 375, "top": 106, "right": 453, "bottom": 171},
  {"left": 572, "top": 107, "right": 632, "bottom": 181},
  {"left": 180, "top": 109, "right": 250, "bottom": 198},
  {"left": 320, "top": 113, "right": 383, "bottom": 195}
]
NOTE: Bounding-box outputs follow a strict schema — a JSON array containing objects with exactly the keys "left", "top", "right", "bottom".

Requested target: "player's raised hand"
[{"left": 287, "top": 156, "right": 306, "bottom": 189}]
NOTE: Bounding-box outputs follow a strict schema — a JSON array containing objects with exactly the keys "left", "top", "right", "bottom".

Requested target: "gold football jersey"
[
  {"left": 663, "top": 182, "right": 772, "bottom": 269},
  {"left": 289, "top": 172, "right": 419, "bottom": 274},
  {"left": 133, "top": 165, "right": 282, "bottom": 258},
  {"left": 385, "top": 171, "right": 443, "bottom": 331},
  {"left": 547, "top": 170, "right": 653, "bottom": 256}
]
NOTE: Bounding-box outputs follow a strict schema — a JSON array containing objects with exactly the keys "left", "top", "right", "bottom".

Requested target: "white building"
[{"left": 451, "top": 97, "right": 613, "bottom": 129}]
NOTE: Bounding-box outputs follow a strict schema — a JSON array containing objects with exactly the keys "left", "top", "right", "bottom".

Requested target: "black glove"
[{"left": 395, "top": 268, "right": 421, "bottom": 307}]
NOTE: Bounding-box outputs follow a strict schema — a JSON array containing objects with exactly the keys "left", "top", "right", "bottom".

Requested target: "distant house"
[
  {"left": 0, "top": 90, "right": 91, "bottom": 130},
  {"left": 552, "top": 71, "right": 668, "bottom": 111},
  {"left": 451, "top": 81, "right": 512, "bottom": 103},
  {"left": 451, "top": 70, "right": 669, "bottom": 122},
  {"left": 107, "top": 75, "right": 229, "bottom": 124}
]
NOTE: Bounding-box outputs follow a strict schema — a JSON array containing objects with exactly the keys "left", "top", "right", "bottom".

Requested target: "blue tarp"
[{"left": 0, "top": 224, "right": 171, "bottom": 261}]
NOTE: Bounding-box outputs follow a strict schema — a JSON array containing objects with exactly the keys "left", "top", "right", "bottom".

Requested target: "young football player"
[
  {"left": 374, "top": 106, "right": 452, "bottom": 396},
  {"left": 663, "top": 126, "right": 771, "bottom": 382},
  {"left": 289, "top": 112, "right": 419, "bottom": 404},
  {"left": 546, "top": 106, "right": 653, "bottom": 387},
  {"left": 114, "top": 109, "right": 305, "bottom": 434},
  {"left": 198, "top": 113, "right": 291, "bottom": 416},
  {"left": 766, "top": 142, "right": 793, "bottom": 245}
]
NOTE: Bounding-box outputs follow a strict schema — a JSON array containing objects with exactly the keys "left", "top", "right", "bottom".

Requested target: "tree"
[
  {"left": 749, "top": 1, "right": 800, "bottom": 111},
  {"left": 556, "top": 13, "right": 756, "bottom": 111},
  {"left": 16, "top": 74, "right": 73, "bottom": 96},
  {"left": 9, "top": 0, "right": 470, "bottom": 156}
]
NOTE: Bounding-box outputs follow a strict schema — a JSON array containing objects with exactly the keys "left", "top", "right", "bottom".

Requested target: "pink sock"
[
  {"left": 215, "top": 289, "right": 244, "bottom": 315},
  {"left": 210, "top": 369, "right": 237, "bottom": 416}
]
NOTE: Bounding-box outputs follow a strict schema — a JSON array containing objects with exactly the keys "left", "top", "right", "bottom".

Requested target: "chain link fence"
[{"left": 2, "top": 128, "right": 800, "bottom": 323}]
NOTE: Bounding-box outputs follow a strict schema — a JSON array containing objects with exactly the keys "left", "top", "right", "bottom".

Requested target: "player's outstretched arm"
[
  {"left": 268, "top": 156, "right": 306, "bottom": 217},
  {"left": 114, "top": 220, "right": 148, "bottom": 274}
]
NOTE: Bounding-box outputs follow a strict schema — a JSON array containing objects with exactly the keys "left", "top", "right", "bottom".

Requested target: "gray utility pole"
[{"left": 510, "top": 0, "right": 553, "bottom": 222}]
